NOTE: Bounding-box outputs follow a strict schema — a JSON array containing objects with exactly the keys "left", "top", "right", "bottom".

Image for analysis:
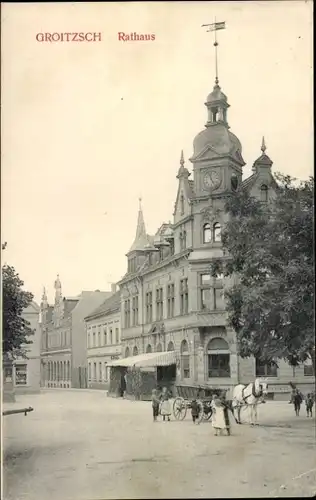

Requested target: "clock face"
[{"left": 203, "top": 170, "right": 222, "bottom": 190}]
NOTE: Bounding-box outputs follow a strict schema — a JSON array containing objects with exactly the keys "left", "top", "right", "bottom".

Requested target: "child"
[
  {"left": 160, "top": 386, "right": 172, "bottom": 422},
  {"left": 191, "top": 399, "right": 200, "bottom": 424},
  {"left": 305, "top": 393, "right": 314, "bottom": 418},
  {"left": 152, "top": 389, "right": 160, "bottom": 422}
]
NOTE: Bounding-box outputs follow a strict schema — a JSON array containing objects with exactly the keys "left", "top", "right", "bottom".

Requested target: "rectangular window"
[
  {"left": 156, "top": 287, "right": 164, "bottom": 321},
  {"left": 88, "top": 332, "right": 90, "bottom": 348},
  {"left": 255, "top": 359, "right": 278, "bottom": 377},
  {"left": 146, "top": 292, "right": 153, "bottom": 323},
  {"left": 304, "top": 364, "right": 313, "bottom": 376},
  {"left": 201, "top": 288, "right": 211, "bottom": 310},
  {"left": 124, "top": 299, "right": 131, "bottom": 328},
  {"left": 15, "top": 364, "right": 27, "bottom": 385},
  {"left": 208, "top": 354, "right": 230, "bottom": 378},
  {"left": 180, "top": 278, "right": 189, "bottom": 315},
  {"left": 109, "top": 328, "right": 113, "bottom": 345},
  {"left": 93, "top": 331, "right": 96, "bottom": 347},
  {"left": 88, "top": 363, "right": 91, "bottom": 381},
  {"left": 104, "top": 362, "right": 108, "bottom": 381},
  {"left": 132, "top": 295, "right": 139, "bottom": 326},
  {"left": 98, "top": 331, "right": 101, "bottom": 347},
  {"left": 214, "top": 288, "right": 225, "bottom": 310},
  {"left": 167, "top": 284, "right": 175, "bottom": 318},
  {"left": 93, "top": 362, "right": 97, "bottom": 381},
  {"left": 115, "top": 328, "right": 119, "bottom": 344},
  {"left": 99, "top": 362, "right": 102, "bottom": 382},
  {"left": 103, "top": 328, "right": 107, "bottom": 345},
  {"left": 201, "top": 273, "right": 211, "bottom": 286}
]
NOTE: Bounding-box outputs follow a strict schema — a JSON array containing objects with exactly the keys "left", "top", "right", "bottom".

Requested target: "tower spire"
[
  {"left": 128, "top": 198, "right": 150, "bottom": 253},
  {"left": 180, "top": 149, "right": 184, "bottom": 166},
  {"left": 261, "top": 136, "right": 267, "bottom": 154}
]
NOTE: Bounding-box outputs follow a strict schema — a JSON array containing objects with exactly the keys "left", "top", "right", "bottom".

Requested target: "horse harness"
[{"left": 241, "top": 382, "right": 263, "bottom": 404}]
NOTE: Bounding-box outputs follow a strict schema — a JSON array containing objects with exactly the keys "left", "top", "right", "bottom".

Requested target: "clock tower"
[{"left": 189, "top": 80, "right": 245, "bottom": 199}]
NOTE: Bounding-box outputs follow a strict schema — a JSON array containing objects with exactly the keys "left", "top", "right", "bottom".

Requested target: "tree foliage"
[
  {"left": 210, "top": 174, "right": 315, "bottom": 374},
  {"left": 2, "top": 264, "right": 35, "bottom": 359}
]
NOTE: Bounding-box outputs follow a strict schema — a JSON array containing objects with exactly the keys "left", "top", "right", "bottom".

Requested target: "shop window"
[
  {"left": 255, "top": 358, "right": 278, "bottom": 377},
  {"left": 207, "top": 338, "right": 230, "bottom": 378},
  {"left": 15, "top": 364, "right": 27, "bottom": 385}
]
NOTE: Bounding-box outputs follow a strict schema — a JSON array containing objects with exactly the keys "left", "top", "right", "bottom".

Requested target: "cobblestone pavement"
[{"left": 3, "top": 390, "right": 316, "bottom": 499}]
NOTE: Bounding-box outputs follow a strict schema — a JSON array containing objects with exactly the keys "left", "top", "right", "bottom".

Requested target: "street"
[{"left": 3, "top": 390, "right": 316, "bottom": 499}]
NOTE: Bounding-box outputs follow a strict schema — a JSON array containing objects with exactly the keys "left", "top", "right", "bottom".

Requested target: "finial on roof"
[
  {"left": 180, "top": 150, "right": 184, "bottom": 166},
  {"left": 261, "top": 136, "right": 267, "bottom": 154},
  {"left": 138, "top": 196, "right": 142, "bottom": 209}
]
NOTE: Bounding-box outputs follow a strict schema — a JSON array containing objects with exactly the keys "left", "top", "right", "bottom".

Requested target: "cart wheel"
[
  {"left": 173, "top": 397, "right": 187, "bottom": 420},
  {"left": 196, "top": 400, "right": 204, "bottom": 425}
]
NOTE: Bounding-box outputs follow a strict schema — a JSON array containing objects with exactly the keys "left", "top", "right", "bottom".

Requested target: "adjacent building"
[
  {"left": 13, "top": 301, "right": 41, "bottom": 394},
  {"left": 40, "top": 275, "right": 111, "bottom": 389},
  {"left": 114, "top": 76, "right": 315, "bottom": 400},
  {"left": 85, "top": 287, "right": 121, "bottom": 390}
]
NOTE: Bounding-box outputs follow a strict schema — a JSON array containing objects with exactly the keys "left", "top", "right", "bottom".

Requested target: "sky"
[{"left": 1, "top": 1, "right": 313, "bottom": 304}]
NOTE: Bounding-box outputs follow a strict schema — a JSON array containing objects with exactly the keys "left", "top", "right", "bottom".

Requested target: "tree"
[
  {"left": 2, "top": 264, "right": 35, "bottom": 359},
  {"left": 210, "top": 174, "right": 315, "bottom": 375}
]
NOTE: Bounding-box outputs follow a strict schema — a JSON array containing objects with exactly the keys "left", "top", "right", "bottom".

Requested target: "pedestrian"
[
  {"left": 211, "top": 394, "right": 230, "bottom": 436},
  {"left": 152, "top": 389, "right": 160, "bottom": 422},
  {"left": 220, "top": 391, "right": 231, "bottom": 436},
  {"left": 305, "top": 393, "right": 314, "bottom": 418},
  {"left": 160, "top": 386, "right": 172, "bottom": 422},
  {"left": 191, "top": 399, "right": 200, "bottom": 424}
]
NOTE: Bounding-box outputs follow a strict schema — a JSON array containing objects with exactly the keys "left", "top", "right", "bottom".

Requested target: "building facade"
[
  {"left": 117, "top": 79, "right": 315, "bottom": 400},
  {"left": 11, "top": 301, "right": 41, "bottom": 394},
  {"left": 85, "top": 288, "right": 121, "bottom": 390},
  {"left": 40, "top": 275, "right": 111, "bottom": 389}
]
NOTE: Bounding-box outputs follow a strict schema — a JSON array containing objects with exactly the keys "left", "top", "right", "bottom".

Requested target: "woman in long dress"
[
  {"left": 211, "top": 394, "right": 230, "bottom": 436},
  {"left": 160, "top": 386, "right": 172, "bottom": 422}
]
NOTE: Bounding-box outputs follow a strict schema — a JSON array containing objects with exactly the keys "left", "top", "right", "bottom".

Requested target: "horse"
[{"left": 232, "top": 378, "right": 268, "bottom": 426}]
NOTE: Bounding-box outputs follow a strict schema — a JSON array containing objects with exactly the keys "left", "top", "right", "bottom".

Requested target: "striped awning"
[{"left": 107, "top": 350, "right": 177, "bottom": 368}]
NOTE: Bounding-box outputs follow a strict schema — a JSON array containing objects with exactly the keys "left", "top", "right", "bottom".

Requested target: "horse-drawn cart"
[{"left": 173, "top": 385, "right": 225, "bottom": 424}]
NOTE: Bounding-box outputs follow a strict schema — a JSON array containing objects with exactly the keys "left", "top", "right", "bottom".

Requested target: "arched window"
[
  {"left": 207, "top": 337, "right": 230, "bottom": 378},
  {"left": 213, "top": 222, "right": 221, "bottom": 242},
  {"left": 133, "top": 346, "right": 138, "bottom": 356},
  {"left": 156, "top": 343, "right": 162, "bottom": 352},
  {"left": 146, "top": 344, "right": 152, "bottom": 353},
  {"left": 180, "top": 340, "right": 190, "bottom": 379},
  {"left": 261, "top": 184, "right": 268, "bottom": 202},
  {"left": 125, "top": 347, "right": 130, "bottom": 358},
  {"left": 203, "top": 223, "right": 212, "bottom": 243},
  {"left": 167, "top": 341, "right": 175, "bottom": 351},
  {"left": 180, "top": 193, "right": 184, "bottom": 215}
]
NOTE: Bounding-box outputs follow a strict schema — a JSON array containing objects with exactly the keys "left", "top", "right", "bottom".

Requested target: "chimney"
[{"left": 111, "top": 284, "right": 117, "bottom": 294}]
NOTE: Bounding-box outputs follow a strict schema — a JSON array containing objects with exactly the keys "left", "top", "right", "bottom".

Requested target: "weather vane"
[{"left": 201, "top": 19, "right": 226, "bottom": 85}]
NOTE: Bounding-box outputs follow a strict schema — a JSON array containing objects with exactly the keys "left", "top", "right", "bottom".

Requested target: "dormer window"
[
  {"left": 213, "top": 222, "right": 221, "bottom": 242},
  {"left": 203, "top": 223, "right": 212, "bottom": 243},
  {"left": 180, "top": 229, "right": 187, "bottom": 250},
  {"left": 261, "top": 184, "right": 268, "bottom": 202}
]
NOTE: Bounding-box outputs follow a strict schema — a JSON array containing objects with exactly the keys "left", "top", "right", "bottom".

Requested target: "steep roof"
[
  {"left": 84, "top": 290, "right": 120, "bottom": 321},
  {"left": 128, "top": 199, "right": 151, "bottom": 253}
]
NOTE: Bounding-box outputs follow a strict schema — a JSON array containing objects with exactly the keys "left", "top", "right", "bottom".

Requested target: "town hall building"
[{"left": 113, "top": 74, "right": 314, "bottom": 400}]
